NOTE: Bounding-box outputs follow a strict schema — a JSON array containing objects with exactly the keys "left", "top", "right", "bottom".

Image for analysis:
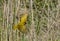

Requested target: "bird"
[{"left": 13, "top": 13, "right": 28, "bottom": 33}]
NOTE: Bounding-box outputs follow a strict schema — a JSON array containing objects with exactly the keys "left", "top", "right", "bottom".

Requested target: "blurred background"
[{"left": 0, "top": 0, "right": 60, "bottom": 41}]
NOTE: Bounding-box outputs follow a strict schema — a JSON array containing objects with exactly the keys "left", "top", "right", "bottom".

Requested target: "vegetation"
[{"left": 0, "top": 0, "right": 60, "bottom": 41}]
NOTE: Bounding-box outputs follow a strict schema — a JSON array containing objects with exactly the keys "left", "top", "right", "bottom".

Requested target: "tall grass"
[{"left": 0, "top": 0, "right": 60, "bottom": 41}]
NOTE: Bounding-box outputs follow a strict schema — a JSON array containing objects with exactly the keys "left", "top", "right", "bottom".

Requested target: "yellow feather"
[
  {"left": 20, "top": 14, "right": 28, "bottom": 25},
  {"left": 13, "top": 14, "right": 28, "bottom": 33}
]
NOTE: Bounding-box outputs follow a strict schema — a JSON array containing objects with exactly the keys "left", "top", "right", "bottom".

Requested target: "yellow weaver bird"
[{"left": 13, "top": 13, "right": 28, "bottom": 33}]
